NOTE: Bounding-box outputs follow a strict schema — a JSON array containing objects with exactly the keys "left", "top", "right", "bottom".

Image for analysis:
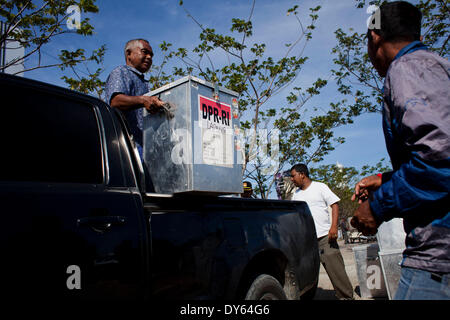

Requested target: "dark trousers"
[{"left": 318, "top": 235, "right": 354, "bottom": 299}]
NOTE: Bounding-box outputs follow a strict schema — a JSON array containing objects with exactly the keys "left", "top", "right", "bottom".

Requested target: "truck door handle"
[{"left": 77, "top": 216, "right": 126, "bottom": 233}]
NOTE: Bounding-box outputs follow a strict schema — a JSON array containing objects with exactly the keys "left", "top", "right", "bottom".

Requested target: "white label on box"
[{"left": 198, "top": 95, "right": 233, "bottom": 167}]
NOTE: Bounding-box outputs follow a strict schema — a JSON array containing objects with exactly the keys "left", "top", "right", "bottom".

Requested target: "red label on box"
[{"left": 199, "top": 95, "right": 231, "bottom": 127}]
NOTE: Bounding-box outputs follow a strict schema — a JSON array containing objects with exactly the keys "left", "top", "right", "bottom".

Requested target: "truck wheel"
[
  {"left": 300, "top": 279, "right": 318, "bottom": 300},
  {"left": 245, "top": 274, "right": 287, "bottom": 300}
]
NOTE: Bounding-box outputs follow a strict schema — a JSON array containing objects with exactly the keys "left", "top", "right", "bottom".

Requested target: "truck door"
[{"left": 0, "top": 78, "right": 146, "bottom": 300}]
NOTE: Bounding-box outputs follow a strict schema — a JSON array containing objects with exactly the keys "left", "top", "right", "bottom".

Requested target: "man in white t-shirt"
[{"left": 291, "top": 164, "right": 353, "bottom": 300}]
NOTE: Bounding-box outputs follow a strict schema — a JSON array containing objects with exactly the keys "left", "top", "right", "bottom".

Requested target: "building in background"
[{"left": 1, "top": 21, "right": 25, "bottom": 76}]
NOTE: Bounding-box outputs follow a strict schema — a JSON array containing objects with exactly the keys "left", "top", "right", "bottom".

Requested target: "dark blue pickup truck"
[{"left": 0, "top": 74, "right": 319, "bottom": 301}]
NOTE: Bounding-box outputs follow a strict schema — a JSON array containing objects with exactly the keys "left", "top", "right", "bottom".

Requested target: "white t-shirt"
[{"left": 292, "top": 181, "right": 340, "bottom": 238}]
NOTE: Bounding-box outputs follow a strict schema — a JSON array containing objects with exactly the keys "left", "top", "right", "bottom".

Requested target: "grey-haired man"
[{"left": 105, "top": 39, "right": 164, "bottom": 159}]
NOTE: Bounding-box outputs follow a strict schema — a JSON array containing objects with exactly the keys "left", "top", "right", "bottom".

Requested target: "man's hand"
[
  {"left": 351, "top": 175, "right": 382, "bottom": 203},
  {"left": 350, "top": 200, "right": 379, "bottom": 236},
  {"left": 141, "top": 96, "right": 164, "bottom": 114},
  {"left": 328, "top": 225, "right": 338, "bottom": 242}
]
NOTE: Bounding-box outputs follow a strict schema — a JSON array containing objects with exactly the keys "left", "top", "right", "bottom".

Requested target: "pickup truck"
[{"left": 0, "top": 73, "right": 319, "bottom": 301}]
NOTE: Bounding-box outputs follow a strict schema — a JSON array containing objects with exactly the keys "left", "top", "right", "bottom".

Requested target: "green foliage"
[
  {"left": 59, "top": 44, "right": 106, "bottom": 98},
  {"left": 331, "top": 0, "right": 449, "bottom": 115},
  {"left": 317, "top": 1, "right": 448, "bottom": 210},
  {"left": 148, "top": 41, "right": 178, "bottom": 90},
  {"left": 0, "top": 0, "right": 100, "bottom": 74},
  {"left": 354, "top": 0, "right": 449, "bottom": 57},
  {"left": 332, "top": 27, "right": 384, "bottom": 113},
  {"left": 149, "top": 1, "right": 369, "bottom": 199},
  {"left": 417, "top": 0, "right": 450, "bottom": 56},
  {"left": 310, "top": 159, "right": 391, "bottom": 218},
  {"left": 147, "top": 1, "right": 444, "bottom": 198},
  {"left": 310, "top": 164, "right": 360, "bottom": 219},
  {"left": 0, "top": 1, "right": 107, "bottom": 97}
]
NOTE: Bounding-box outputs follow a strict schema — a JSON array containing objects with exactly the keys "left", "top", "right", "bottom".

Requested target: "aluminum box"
[
  {"left": 376, "top": 218, "right": 406, "bottom": 252},
  {"left": 352, "top": 243, "right": 388, "bottom": 299},
  {"left": 376, "top": 218, "right": 405, "bottom": 300},
  {"left": 143, "top": 76, "right": 243, "bottom": 194},
  {"left": 378, "top": 249, "right": 403, "bottom": 300}
]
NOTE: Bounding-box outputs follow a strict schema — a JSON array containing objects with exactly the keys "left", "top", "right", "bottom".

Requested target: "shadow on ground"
[{"left": 313, "top": 286, "right": 363, "bottom": 300}]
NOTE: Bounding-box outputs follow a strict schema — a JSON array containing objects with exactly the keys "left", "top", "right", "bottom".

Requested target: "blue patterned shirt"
[{"left": 104, "top": 65, "right": 149, "bottom": 152}]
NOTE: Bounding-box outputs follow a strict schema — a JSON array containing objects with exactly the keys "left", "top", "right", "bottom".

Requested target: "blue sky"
[{"left": 23, "top": 0, "right": 391, "bottom": 176}]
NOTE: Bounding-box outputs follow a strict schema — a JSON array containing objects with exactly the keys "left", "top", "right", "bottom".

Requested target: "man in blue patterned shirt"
[{"left": 105, "top": 39, "right": 164, "bottom": 158}]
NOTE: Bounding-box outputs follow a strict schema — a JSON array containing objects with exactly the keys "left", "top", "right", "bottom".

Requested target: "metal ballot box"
[
  {"left": 353, "top": 243, "right": 388, "bottom": 299},
  {"left": 377, "top": 218, "right": 406, "bottom": 300},
  {"left": 143, "top": 76, "right": 243, "bottom": 195}
]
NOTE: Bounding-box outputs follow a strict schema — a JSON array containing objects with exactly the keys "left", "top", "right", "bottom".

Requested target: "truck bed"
[{"left": 144, "top": 193, "right": 319, "bottom": 299}]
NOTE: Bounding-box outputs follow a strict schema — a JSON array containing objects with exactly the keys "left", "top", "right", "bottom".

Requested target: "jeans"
[{"left": 394, "top": 267, "right": 450, "bottom": 300}]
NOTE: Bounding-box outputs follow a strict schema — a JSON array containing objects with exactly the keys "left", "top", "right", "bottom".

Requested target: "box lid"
[{"left": 146, "top": 75, "right": 239, "bottom": 97}]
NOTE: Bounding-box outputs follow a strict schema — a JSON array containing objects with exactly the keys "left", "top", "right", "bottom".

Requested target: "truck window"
[{"left": 0, "top": 84, "right": 103, "bottom": 184}]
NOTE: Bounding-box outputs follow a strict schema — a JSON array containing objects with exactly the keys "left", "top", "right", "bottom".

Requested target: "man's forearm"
[
  {"left": 110, "top": 94, "right": 144, "bottom": 111},
  {"left": 331, "top": 203, "right": 339, "bottom": 228},
  {"left": 328, "top": 203, "right": 340, "bottom": 241},
  {"left": 370, "top": 154, "right": 450, "bottom": 222}
]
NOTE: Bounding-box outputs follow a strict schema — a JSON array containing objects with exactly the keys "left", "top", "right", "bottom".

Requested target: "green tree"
[
  {"left": 321, "top": 0, "right": 449, "bottom": 208},
  {"left": 0, "top": 0, "right": 100, "bottom": 73},
  {"left": 59, "top": 44, "right": 106, "bottom": 98},
  {"left": 310, "top": 159, "right": 391, "bottom": 219},
  {"left": 151, "top": 1, "right": 376, "bottom": 199},
  {"left": 0, "top": 0, "right": 106, "bottom": 98},
  {"left": 310, "top": 164, "right": 360, "bottom": 220},
  {"left": 332, "top": 0, "right": 449, "bottom": 115}
]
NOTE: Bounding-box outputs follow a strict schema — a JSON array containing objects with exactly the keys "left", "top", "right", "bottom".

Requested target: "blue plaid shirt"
[{"left": 104, "top": 65, "right": 149, "bottom": 153}]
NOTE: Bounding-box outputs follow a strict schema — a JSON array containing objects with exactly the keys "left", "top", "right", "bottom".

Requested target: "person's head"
[
  {"left": 290, "top": 164, "right": 310, "bottom": 189},
  {"left": 367, "top": 1, "right": 422, "bottom": 77},
  {"left": 124, "top": 39, "right": 153, "bottom": 73},
  {"left": 242, "top": 181, "right": 253, "bottom": 198}
]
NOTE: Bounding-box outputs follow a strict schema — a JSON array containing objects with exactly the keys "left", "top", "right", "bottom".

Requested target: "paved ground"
[{"left": 313, "top": 238, "right": 388, "bottom": 300}]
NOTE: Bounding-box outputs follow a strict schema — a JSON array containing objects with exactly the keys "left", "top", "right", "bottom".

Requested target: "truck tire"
[
  {"left": 300, "top": 279, "right": 318, "bottom": 300},
  {"left": 245, "top": 274, "right": 287, "bottom": 300}
]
